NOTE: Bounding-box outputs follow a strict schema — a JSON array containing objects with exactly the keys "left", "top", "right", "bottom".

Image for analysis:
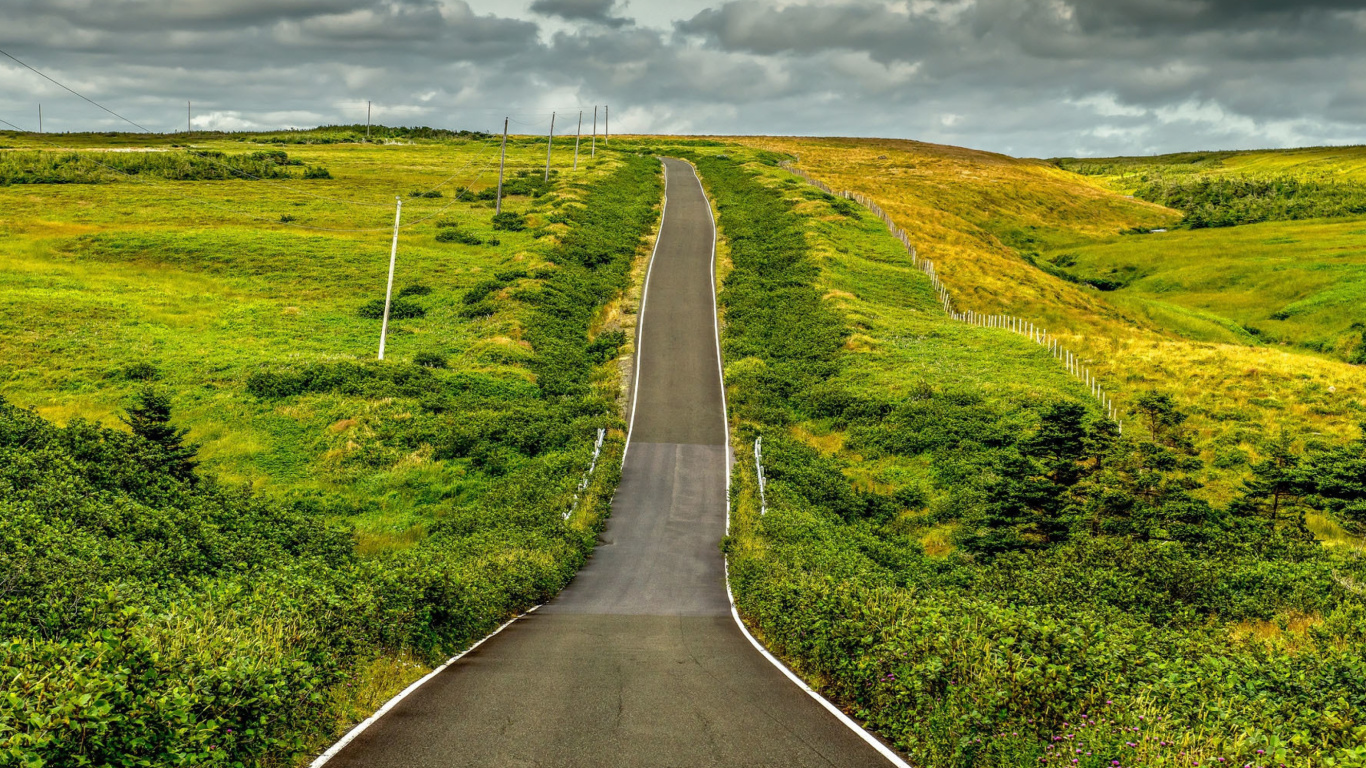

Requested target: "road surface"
[{"left": 324, "top": 158, "right": 893, "bottom": 767}]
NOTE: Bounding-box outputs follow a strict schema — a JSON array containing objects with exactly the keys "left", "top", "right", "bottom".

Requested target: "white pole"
[
  {"left": 544, "top": 111, "right": 555, "bottom": 182},
  {"left": 574, "top": 110, "right": 582, "bottom": 170},
  {"left": 495, "top": 117, "right": 508, "bottom": 215},
  {"left": 591, "top": 106, "right": 597, "bottom": 159},
  {"left": 378, "top": 197, "right": 402, "bottom": 361}
]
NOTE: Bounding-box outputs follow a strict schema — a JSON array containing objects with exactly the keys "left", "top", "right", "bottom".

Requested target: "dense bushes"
[
  {"left": 703, "top": 156, "right": 1366, "bottom": 766},
  {"left": 1133, "top": 175, "right": 1366, "bottom": 228},
  {"left": 0, "top": 150, "right": 330, "bottom": 185},
  {"left": 0, "top": 396, "right": 609, "bottom": 765},
  {"left": 523, "top": 155, "right": 662, "bottom": 397}
]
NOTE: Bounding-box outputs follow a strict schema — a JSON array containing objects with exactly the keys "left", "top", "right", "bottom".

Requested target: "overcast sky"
[{"left": 2, "top": 0, "right": 1364, "bottom": 157}]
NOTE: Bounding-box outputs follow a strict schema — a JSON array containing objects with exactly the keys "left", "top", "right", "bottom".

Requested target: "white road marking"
[{"left": 684, "top": 159, "right": 913, "bottom": 768}]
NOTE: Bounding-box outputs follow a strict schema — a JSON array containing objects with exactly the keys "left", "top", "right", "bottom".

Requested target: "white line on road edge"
[
  {"left": 621, "top": 159, "right": 669, "bottom": 467},
  {"left": 313, "top": 160, "right": 675, "bottom": 766},
  {"left": 684, "top": 159, "right": 911, "bottom": 768},
  {"left": 308, "top": 604, "right": 542, "bottom": 767}
]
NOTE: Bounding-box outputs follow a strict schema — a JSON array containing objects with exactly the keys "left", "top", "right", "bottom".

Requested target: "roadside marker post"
[
  {"left": 377, "top": 197, "right": 402, "bottom": 361},
  {"left": 495, "top": 117, "right": 508, "bottom": 215}
]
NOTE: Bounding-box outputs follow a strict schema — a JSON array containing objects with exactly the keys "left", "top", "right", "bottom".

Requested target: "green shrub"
[
  {"left": 492, "top": 212, "right": 527, "bottom": 232},
  {"left": 586, "top": 330, "right": 626, "bottom": 364},
  {"left": 0, "top": 150, "right": 316, "bottom": 185},
  {"left": 116, "top": 361, "right": 160, "bottom": 381},
  {"left": 435, "top": 228, "right": 483, "bottom": 245},
  {"left": 357, "top": 298, "right": 426, "bottom": 320},
  {"left": 413, "top": 351, "right": 447, "bottom": 369},
  {"left": 398, "top": 284, "right": 432, "bottom": 298}
]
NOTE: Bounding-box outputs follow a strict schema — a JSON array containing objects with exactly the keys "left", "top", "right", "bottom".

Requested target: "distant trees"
[{"left": 1132, "top": 174, "right": 1366, "bottom": 229}]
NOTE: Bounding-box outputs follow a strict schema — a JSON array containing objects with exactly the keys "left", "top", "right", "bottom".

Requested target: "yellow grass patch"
[{"left": 789, "top": 423, "right": 845, "bottom": 456}]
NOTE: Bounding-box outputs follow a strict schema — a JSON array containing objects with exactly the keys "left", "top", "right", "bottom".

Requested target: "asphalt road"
[{"left": 324, "top": 158, "right": 893, "bottom": 767}]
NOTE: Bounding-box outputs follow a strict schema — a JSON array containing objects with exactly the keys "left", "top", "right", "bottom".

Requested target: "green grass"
[
  {"left": 0, "top": 130, "right": 615, "bottom": 541},
  {"left": 1039, "top": 216, "right": 1366, "bottom": 357}
]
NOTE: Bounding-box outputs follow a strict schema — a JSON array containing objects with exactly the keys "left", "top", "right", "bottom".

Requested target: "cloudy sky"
[{"left": 2, "top": 0, "right": 1364, "bottom": 157}]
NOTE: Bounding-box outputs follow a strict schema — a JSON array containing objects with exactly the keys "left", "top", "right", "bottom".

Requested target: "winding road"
[{"left": 321, "top": 158, "right": 896, "bottom": 767}]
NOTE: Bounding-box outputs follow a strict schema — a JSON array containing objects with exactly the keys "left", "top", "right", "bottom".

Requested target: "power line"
[{"left": 0, "top": 46, "right": 158, "bottom": 134}]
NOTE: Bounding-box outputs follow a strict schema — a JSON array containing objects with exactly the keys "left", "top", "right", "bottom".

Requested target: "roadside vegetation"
[
  {"left": 0, "top": 128, "right": 660, "bottom": 766},
  {"left": 740, "top": 137, "right": 1366, "bottom": 510},
  {"left": 683, "top": 148, "right": 1366, "bottom": 767}
]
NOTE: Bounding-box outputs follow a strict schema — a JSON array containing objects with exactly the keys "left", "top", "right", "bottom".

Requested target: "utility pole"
[
  {"left": 573, "top": 110, "right": 582, "bottom": 170},
  {"left": 495, "top": 117, "right": 508, "bottom": 215},
  {"left": 591, "top": 106, "right": 597, "bottom": 159},
  {"left": 366, "top": 101, "right": 371, "bottom": 139},
  {"left": 378, "top": 197, "right": 403, "bottom": 361},
  {"left": 544, "top": 111, "right": 555, "bottom": 182}
]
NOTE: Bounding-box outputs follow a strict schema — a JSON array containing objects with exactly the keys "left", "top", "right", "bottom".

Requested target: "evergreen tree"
[
  {"left": 1130, "top": 390, "right": 1192, "bottom": 451},
  {"left": 1304, "top": 421, "right": 1366, "bottom": 533},
  {"left": 1233, "top": 432, "right": 1309, "bottom": 532},
  {"left": 120, "top": 386, "right": 198, "bottom": 482}
]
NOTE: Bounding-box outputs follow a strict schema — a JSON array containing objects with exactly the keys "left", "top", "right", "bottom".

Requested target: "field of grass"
[
  {"left": 0, "top": 128, "right": 618, "bottom": 544},
  {"left": 677, "top": 145, "right": 1366, "bottom": 768},
  {"left": 1041, "top": 217, "right": 1366, "bottom": 354},
  {"left": 0, "top": 128, "right": 661, "bottom": 766},
  {"left": 739, "top": 136, "right": 1366, "bottom": 506}
]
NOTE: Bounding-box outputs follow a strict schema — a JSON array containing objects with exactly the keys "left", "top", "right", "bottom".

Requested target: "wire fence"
[{"left": 785, "top": 164, "right": 1125, "bottom": 433}]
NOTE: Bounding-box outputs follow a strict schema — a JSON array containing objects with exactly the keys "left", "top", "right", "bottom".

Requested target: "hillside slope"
[{"left": 740, "top": 137, "right": 1366, "bottom": 505}]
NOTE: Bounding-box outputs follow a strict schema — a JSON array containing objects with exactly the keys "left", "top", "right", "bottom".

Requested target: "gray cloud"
[
  {"left": 530, "top": 0, "right": 633, "bottom": 27},
  {"left": 0, "top": 0, "right": 1363, "bottom": 156}
]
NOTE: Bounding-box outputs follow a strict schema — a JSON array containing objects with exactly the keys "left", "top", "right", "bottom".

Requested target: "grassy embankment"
[
  {"left": 662, "top": 144, "right": 1366, "bottom": 767},
  {"left": 736, "top": 137, "right": 1366, "bottom": 514},
  {"left": 0, "top": 128, "right": 662, "bottom": 766}
]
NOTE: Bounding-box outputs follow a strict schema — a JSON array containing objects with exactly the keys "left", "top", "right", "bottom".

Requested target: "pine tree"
[
  {"left": 1234, "top": 432, "right": 1308, "bottom": 531},
  {"left": 120, "top": 387, "right": 198, "bottom": 482}
]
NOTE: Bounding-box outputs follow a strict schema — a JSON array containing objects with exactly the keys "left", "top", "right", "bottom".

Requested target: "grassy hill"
[
  {"left": 0, "top": 128, "right": 659, "bottom": 766},
  {"left": 740, "top": 137, "right": 1366, "bottom": 507}
]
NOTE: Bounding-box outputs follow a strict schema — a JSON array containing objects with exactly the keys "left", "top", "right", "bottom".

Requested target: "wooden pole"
[
  {"left": 378, "top": 198, "right": 402, "bottom": 361},
  {"left": 495, "top": 117, "right": 508, "bottom": 215},
  {"left": 544, "top": 111, "right": 555, "bottom": 182}
]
